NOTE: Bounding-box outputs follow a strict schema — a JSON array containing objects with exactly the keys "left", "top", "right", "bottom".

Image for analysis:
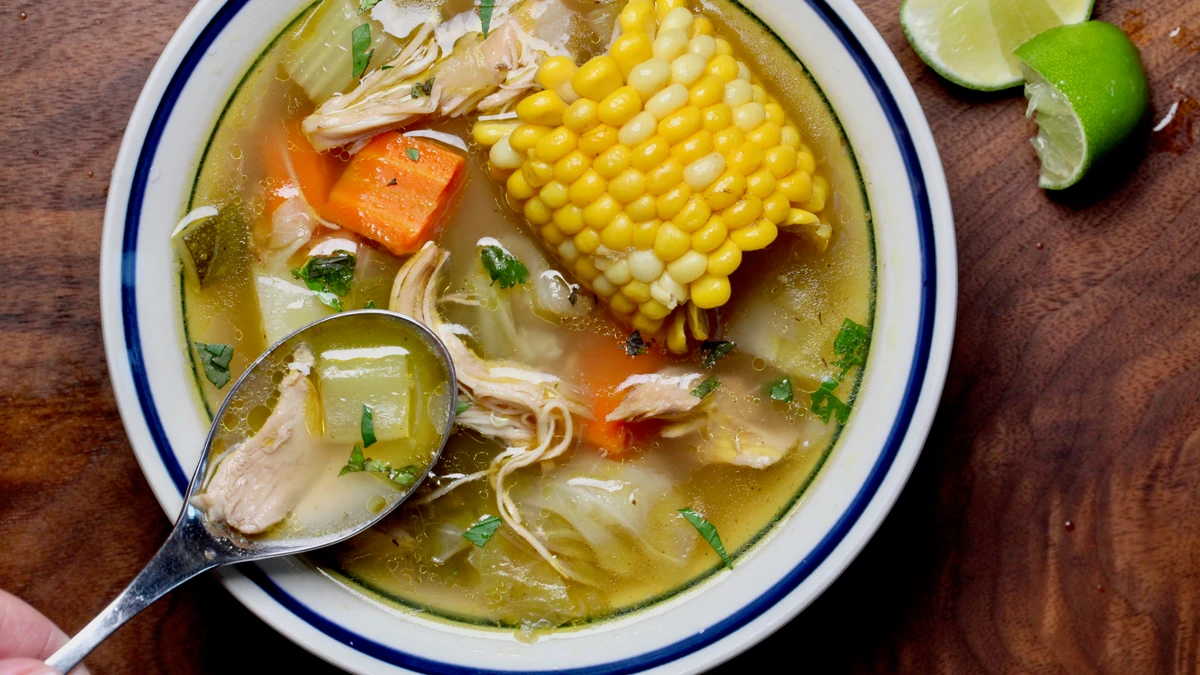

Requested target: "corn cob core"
[{"left": 475, "top": 0, "right": 831, "bottom": 353}]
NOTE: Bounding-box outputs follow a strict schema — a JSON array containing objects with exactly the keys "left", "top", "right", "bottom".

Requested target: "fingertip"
[{"left": 0, "top": 658, "right": 61, "bottom": 675}]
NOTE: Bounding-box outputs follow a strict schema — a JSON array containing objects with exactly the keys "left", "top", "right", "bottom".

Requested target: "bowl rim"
[{"left": 99, "top": 0, "right": 956, "bottom": 672}]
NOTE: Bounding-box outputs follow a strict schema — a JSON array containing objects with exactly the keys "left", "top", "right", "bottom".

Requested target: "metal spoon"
[{"left": 46, "top": 310, "right": 457, "bottom": 673}]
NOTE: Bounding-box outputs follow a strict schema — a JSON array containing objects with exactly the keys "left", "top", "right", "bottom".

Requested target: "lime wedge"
[
  {"left": 1014, "top": 21, "right": 1149, "bottom": 189},
  {"left": 900, "top": 0, "right": 1093, "bottom": 90}
]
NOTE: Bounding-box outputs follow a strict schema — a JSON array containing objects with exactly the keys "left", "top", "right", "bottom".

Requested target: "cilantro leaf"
[
  {"left": 364, "top": 299, "right": 376, "bottom": 309},
  {"left": 625, "top": 330, "right": 647, "bottom": 356},
  {"left": 339, "top": 444, "right": 367, "bottom": 476},
  {"left": 351, "top": 23, "right": 373, "bottom": 78},
  {"left": 194, "top": 342, "right": 234, "bottom": 389},
  {"left": 338, "top": 444, "right": 419, "bottom": 486},
  {"left": 810, "top": 377, "right": 850, "bottom": 424},
  {"left": 832, "top": 318, "right": 870, "bottom": 378},
  {"left": 359, "top": 0, "right": 381, "bottom": 13},
  {"left": 361, "top": 404, "right": 376, "bottom": 448},
  {"left": 293, "top": 251, "right": 356, "bottom": 311},
  {"left": 462, "top": 514, "right": 502, "bottom": 547},
  {"left": 678, "top": 508, "right": 733, "bottom": 569},
  {"left": 767, "top": 376, "right": 793, "bottom": 403},
  {"left": 406, "top": 147, "right": 420, "bottom": 162},
  {"left": 480, "top": 245, "right": 528, "bottom": 289},
  {"left": 479, "top": 0, "right": 495, "bottom": 37},
  {"left": 456, "top": 401, "right": 471, "bottom": 415},
  {"left": 691, "top": 376, "right": 719, "bottom": 399},
  {"left": 699, "top": 340, "right": 736, "bottom": 369}
]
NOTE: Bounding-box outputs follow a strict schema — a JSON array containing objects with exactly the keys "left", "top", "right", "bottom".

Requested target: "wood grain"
[{"left": 0, "top": 0, "right": 1197, "bottom": 673}]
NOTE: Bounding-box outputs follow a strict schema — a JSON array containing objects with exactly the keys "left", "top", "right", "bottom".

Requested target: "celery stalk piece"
[
  {"left": 283, "top": 0, "right": 402, "bottom": 105},
  {"left": 254, "top": 272, "right": 336, "bottom": 347},
  {"left": 316, "top": 346, "right": 414, "bottom": 443}
]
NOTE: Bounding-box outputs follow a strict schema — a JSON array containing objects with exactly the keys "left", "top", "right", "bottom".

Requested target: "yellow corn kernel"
[
  {"left": 632, "top": 219, "right": 661, "bottom": 249},
  {"left": 553, "top": 150, "right": 591, "bottom": 184},
  {"left": 656, "top": 184, "right": 692, "bottom": 220},
  {"left": 669, "top": 130, "right": 713, "bottom": 165},
  {"left": 746, "top": 122, "right": 781, "bottom": 148},
  {"left": 539, "top": 180, "right": 570, "bottom": 209},
  {"left": 535, "top": 127, "right": 578, "bottom": 163},
  {"left": 572, "top": 55, "right": 624, "bottom": 102},
  {"left": 713, "top": 125, "right": 744, "bottom": 154},
  {"left": 628, "top": 58, "right": 672, "bottom": 99},
  {"left": 763, "top": 191, "right": 790, "bottom": 224},
  {"left": 522, "top": 158, "right": 555, "bottom": 187},
  {"left": 733, "top": 102, "right": 765, "bottom": 132},
  {"left": 778, "top": 170, "right": 813, "bottom": 203},
  {"left": 780, "top": 125, "right": 801, "bottom": 149},
  {"left": 801, "top": 174, "right": 828, "bottom": 213},
  {"left": 524, "top": 197, "right": 552, "bottom": 225},
  {"left": 619, "top": 111, "right": 658, "bottom": 147},
  {"left": 574, "top": 228, "right": 602, "bottom": 255},
  {"left": 553, "top": 204, "right": 585, "bottom": 234},
  {"left": 537, "top": 55, "right": 578, "bottom": 91},
  {"left": 609, "top": 168, "right": 648, "bottom": 203},
  {"left": 604, "top": 258, "right": 633, "bottom": 285},
  {"left": 722, "top": 195, "right": 762, "bottom": 229},
  {"left": 510, "top": 124, "right": 552, "bottom": 153},
  {"left": 673, "top": 196, "right": 711, "bottom": 232},
  {"left": 626, "top": 194, "right": 658, "bottom": 222},
  {"left": 656, "top": 0, "right": 687, "bottom": 21},
  {"left": 688, "top": 75, "right": 725, "bottom": 108},
  {"left": 517, "top": 90, "right": 567, "bottom": 126},
  {"left": 611, "top": 31, "right": 654, "bottom": 78},
  {"left": 691, "top": 15, "right": 714, "bottom": 37},
  {"left": 639, "top": 298, "right": 673, "bottom": 321},
  {"left": 594, "top": 144, "right": 633, "bottom": 179},
  {"left": 703, "top": 170, "right": 745, "bottom": 210},
  {"left": 473, "top": 121, "right": 521, "bottom": 147},
  {"left": 727, "top": 142, "right": 763, "bottom": 175},
  {"left": 658, "top": 106, "right": 702, "bottom": 143},
  {"left": 619, "top": 0, "right": 656, "bottom": 35},
  {"left": 671, "top": 53, "right": 708, "bottom": 86},
  {"left": 622, "top": 279, "right": 653, "bottom": 303},
  {"left": 563, "top": 98, "right": 601, "bottom": 134},
  {"left": 645, "top": 83, "right": 690, "bottom": 119},
  {"left": 687, "top": 301, "right": 710, "bottom": 339},
  {"left": 653, "top": 221, "right": 691, "bottom": 261},
  {"left": 746, "top": 169, "right": 776, "bottom": 199},
  {"left": 599, "top": 86, "right": 643, "bottom": 127},
  {"left": 631, "top": 135, "right": 672, "bottom": 171},
  {"left": 763, "top": 102, "right": 785, "bottom": 126},
  {"left": 541, "top": 223, "right": 565, "bottom": 246},
  {"left": 786, "top": 207, "right": 819, "bottom": 226},
  {"left": 730, "top": 219, "right": 778, "bottom": 250},
  {"left": 631, "top": 312, "right": 664, "bottom": 335},
  {"left": 575, "top": 257, "right": 600, "bottom": 282},
  {"left": 689, "top": 35, "right": 717, "bottom": 61},
  {"left": 593, "top": 274, "right": 617, "bottom": 297},
  {"left": 707, "top": 54, "right": 739, "bottom": 82},
  {"left": 489, "top": 163, "right": 514, "bottom": 183},
  {"left": 690, "top": 273, "right": 731, "bottom": 309},
  {"left": 763, "top": 145, "right": 797, "bottom": 178},
  {"left": 506, "top": 169, "right": 535, "bottom": 200},
  {"left": 707, "top": 238, "right": 741, "bottom": 276},
  {"left": 578, "top": 124, "right": 619, "bottom": 157},
  {"left": 646, "top": 158, "right": 684, "bottom": 196},
  {"left": 667, "top": 249, "right": 709, "bottom": 284},
  {"left": 667, "top": 310, "right": 689, "bottom": 354},
  {"left": 692, "top": 215, "right": 727, "bottom": 252},
  {"left": 751, "top": 84, "right": 768, "bottom": 104},
  {"left": 601, "top": 213, "right": 635, "bottom": 250},
  {"left": 660, "top": 5, "right": 693, "bottom": 30},
  {"left": 569, "top": 169, "right": 607, "bottom": 207},
  {"left": 701, "top": 104, "right": 733, "bottom": 135},
  {"left": 714, "top": 37, "right": 733, "bottom": 55},
  {"left": 609, "top": 292, "right": 637, "bottom": 315},
  {"left": 584, "top": 194, "right": 623, "bottom": 229},
  {"left": 796, "top": 145, "right": 816, "bottom": 173}
]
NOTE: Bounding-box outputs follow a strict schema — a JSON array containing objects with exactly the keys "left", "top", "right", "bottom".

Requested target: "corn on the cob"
[{"left": 475, "top": 0, "right": 832, "bottom": 352}]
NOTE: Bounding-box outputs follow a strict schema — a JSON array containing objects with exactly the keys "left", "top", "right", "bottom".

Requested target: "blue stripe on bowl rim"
[{"left": 119, "top": 0, "right": 937, "bottom": 672}]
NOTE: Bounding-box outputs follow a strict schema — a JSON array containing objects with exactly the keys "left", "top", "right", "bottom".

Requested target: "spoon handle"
[{"left": 45, "top": 515, "right": 219, "bottom": 673}]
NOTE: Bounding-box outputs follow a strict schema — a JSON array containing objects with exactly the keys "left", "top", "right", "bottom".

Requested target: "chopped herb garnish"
[
  {"left": 479, "top": 0, "right": 495, "bottom": 37},
  {"left": 767, "top": 376, "right": 793, "bottom": 403},
  {"left": 386, "top": 178, "right": 397, "bottom": 186},
  {"left": 699, "top": 340, "right": 736, "bottom": 369},
  {"left": 411, "top": 83, "right": 424, "bottom": 99},
  {"left": 361, "top": 404, "right": 376, "bottom": 448},
  {"left": 406, "top": 147, "right": 420, "bottom": 162},
  {"left": 625, "top": 330, "right": 648, "bottom": 356},
  {"left": 410, "top": 78, "right": 434, "bottom": 99},
  {"left": 449, "top": 567, "right": 460, "bottom": 578},
  {"left": 456, "top": 401, "right": 471, "bottom": 415},
  {"left": 480, "top": 245, "right": 528, "bottom": 289},
  {"left": 810, "top": 377, "right": 850, "bottom": 424},
  {"left": 358, "top": 0, "right": 381, "bottom": 13},
  {"left": 381, "top": 65, "right": 394, "bottom": 70},
  {"left": 364, "top": 299, "right": 376, "bottom": 309},
  {"left": 292, "top": 250, "right": 356, "bottom": 312},
  {"left": 462, "top": 514, "right": 502, "bottom": 547},
  {"left": 351, "top": 23, "right": 373, "bottom": 79},
  {"left": 422, "top": 78, "right": 434, "bottom": 95},
  {"left": 194, "top": 342, "right": 234, "bottom": 389},
  {"left": 678, "top": 508, "right": 732, "bottom": 569},
  {"left": 568, "top": 286, "right": 579, "bottom": 306},
  {"left": 339, "top": 444, "right": 420, "bottom": 486},
  {"left": 691, "top": 376, "right": 719, "bottom": 399},
  {"left": 831, "top": 318, "right": 870, "bottom": 378}
]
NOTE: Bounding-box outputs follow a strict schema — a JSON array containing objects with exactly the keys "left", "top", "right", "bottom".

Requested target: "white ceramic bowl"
[{"left": 100, "top": 0, "right": 956, "bottom": 672}]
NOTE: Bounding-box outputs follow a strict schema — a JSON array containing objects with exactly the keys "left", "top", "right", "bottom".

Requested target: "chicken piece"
[
  {"left": 194, "top": 345, "right": 322, "bottom": 534},
  {"left": 606, "top": 372, "right": 707, "bottom": 423}
]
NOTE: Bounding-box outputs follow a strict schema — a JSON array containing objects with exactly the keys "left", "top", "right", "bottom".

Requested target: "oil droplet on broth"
[
  {"left": 367, "top": 495, "right": 388, "bottom": 513},
  {"left": 247, "top": 404, "right": 272, "bottom": 433},
  {"left": 752, "top": 357, "right": 766, "bottom": 371}
]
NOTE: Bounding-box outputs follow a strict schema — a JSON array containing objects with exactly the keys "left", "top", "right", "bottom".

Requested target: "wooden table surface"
[{"left": 3, "top": 0, "right": 1198, "bottom": 672}]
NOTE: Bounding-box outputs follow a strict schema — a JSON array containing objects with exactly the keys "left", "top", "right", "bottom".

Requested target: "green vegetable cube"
[{"left": 316, "top": 346, "right": 414, "bottom": 442}]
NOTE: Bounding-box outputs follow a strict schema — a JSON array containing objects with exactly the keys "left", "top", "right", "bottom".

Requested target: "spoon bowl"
[{"left": 47, "top": 310, "right": 457, "bottom": 673}]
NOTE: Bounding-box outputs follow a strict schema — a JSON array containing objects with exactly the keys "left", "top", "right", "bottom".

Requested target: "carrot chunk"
[
  {"left": 573, "top": 331, "right": 668, "bottom": 455},
  {"left": 261, "top": 119, "right": 344, "bottom": 214},
  {"left": 320, "top": 132, "right": 467, "bottom": 256}
]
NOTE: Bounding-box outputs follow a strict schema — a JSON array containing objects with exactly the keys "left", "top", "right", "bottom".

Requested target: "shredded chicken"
[
  {"left": 389, "top": 242, "right": 588, "bottom": 579},
  {"left": 194, "top": 346, "right": 320, "bottom": 534},
  {"left": 606, "top": 371, "right": 707, "bottom": 423}
]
